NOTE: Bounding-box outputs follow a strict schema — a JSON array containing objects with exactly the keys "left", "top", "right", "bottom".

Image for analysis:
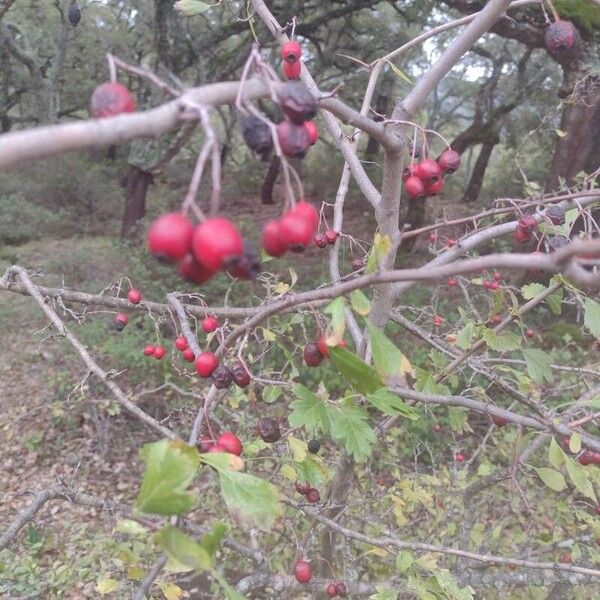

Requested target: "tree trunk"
[
  {"left": 462, "top": 136, "right": 498, "bottom": 202},
  {"left": 120, "top": 166, "right": 153, "bottom": 238},
  {"left": 261, "top": 155, "right": 280, "bottom": 204},
  {"left": 363, "top": 73, "right": 394, "bottom": 162}
]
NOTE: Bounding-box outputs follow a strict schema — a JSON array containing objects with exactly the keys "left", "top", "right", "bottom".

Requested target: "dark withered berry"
[
  {"left": 212, "top": 365, "right": 233, "bottom": 389},
  {"left": 277, "top": 80, "right": 317, "bottom": 125},
  {"left": 256, "top": 418, "right": 281, "bottom": 443}
]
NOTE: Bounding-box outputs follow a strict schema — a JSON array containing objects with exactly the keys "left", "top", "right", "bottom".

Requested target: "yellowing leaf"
[
  {"left": 570, "top": 432, "right": 582, "bottom": 454},
  {"left": 200, "top": 452, "right": 244, "bottom": 472},
  {"left": 158, "top": 582, "right": 184, "bottom": 600},
  {"left": 261, "top": 328, "right": 276, "bottom": 342},
  {"left": 287, "top": 436, "right": 308, "bottom": 462},
  {"left": 97, "top": 577, "right": 120, "bottom": 594},
  {"left": 127, "top": 566, "right": 144, "bottom": 581},
  {"left": 273, "top": 282, "right": 290, "bottom": 294},
  {"left": 280, "top": 464, "right": 297, "bottom": 481}
]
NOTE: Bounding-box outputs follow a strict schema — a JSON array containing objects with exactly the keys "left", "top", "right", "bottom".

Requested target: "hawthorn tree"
[{"left": 2, "top": 0, "right": 600, "bottom": 599}]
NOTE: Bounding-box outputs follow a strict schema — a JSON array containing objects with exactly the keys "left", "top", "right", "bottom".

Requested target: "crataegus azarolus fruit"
[
  {"left": 90, "top": 82, "right": 136, "bottom": 118},
  {"left": 192, "top": 217, "right": 243, "bottom": 271},
  {"left": 147, "top": 212, "right": 194, "bottom": 262}
]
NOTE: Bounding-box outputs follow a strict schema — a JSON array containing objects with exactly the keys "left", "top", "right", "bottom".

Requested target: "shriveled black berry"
[
  {"left": 277, "top": 80, "right": 317, "bottom": 125},
  {"left": 295, "top": 480, "right": 310, "bottom": 495},
  {"left": 308, "top": 439, "right": 320, "bottom": 454},
  {"left": 241, "top": 115, "right": 273, "bottom": 157},
  {"left": 212, "top": 365, "right": 233, "bottom": 389},
  {"left": 68, "top": 3, "right": 81, "bottom": 26},
  {"left": 231, "top": 361, "right": 251, "bottom": 387},
  {"left": 256, "top": 417, "right": 281, "bottom": 443},
  {"left": 304, "top": 343, "right": 324, "bottom": 367}
]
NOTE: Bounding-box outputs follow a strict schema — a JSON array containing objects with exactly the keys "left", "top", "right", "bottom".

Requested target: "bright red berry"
[
  {"left": 279, "top": 211, "right": 315, "bottom": 252},
  {"left": 277, "top": 119, "right": 311, "bottom": 158},
  {"left": 306, "top": 488, "right": 320, "bottom": 503},
  {"left": 425, "top": 178, "right": 444, "bottom": 196},
  {"left": 404, "top": 176, "right": 426, "bottom": 200},
  {"left": 492, "top": 415, "right": 508, "bottom": 427},
  {"left": 153, "top": 345, "right": 166, "bottom": 360},
  {"left": 335, "top": 582, "right": 347, "bottom": 597},
  {"left": 489, "top": 281, "right": 499, "bottom": 291},
  {"left": 437, "top": 149, "right": 461, "bottom": 174},
  {"left": 295, "top": 480, "right": 311, "bottom": 495},
  {"left": 325, "top": 229, "right": 338, "bottom": 244},
  {"left": 326, "top": 583, "right": 338, "bottom": 598},
  {"left": 304, "top": 343, "right": 324, "bottom": 367},
  {"left": 217, "top": 432, "right": 243, "bottom": 456},
  {"left": 90, "top": 82, "right": 136, "bottom": 118},
  {"left": 281, "top": 41, "right": 302, "bottom": 63},
  {"left": 483, "top": 280, "right": 492, "bottom": 290},
  {"left": 182, "top": 348, "right": 195, "bottom": 362},
  {"left": 143, "top": 344, "right": 155, "bottom": 356},
  {"left": 447, "top": 278, "right": 457, "bottom": 287},
  {"left": 316, "top": 337, "right": 329, "bottom": 357},
  {"left": 261, "top": 220, "right": 289, "bottom": 257},
  {"left": 208, "top": 443, "right": 229, "bottom": 454},
  {"left": 314, "top": 233, "right": 327, "bottom": 248},
  {"left": 195, "top": 352, "right": 219, "bottom": 377},
  {"left": 294, "top": 560, "right": 312, "bottom": 584},
  {"left": 192, "top": 217, "right": 244, "bottom": 272},
  {"left": 513, "top": 226, "right": 531, "bottom": 243},
  {"left": 429, "top": 231, "right": 438, "bottom": 242},
  {"left": 304, "top": 121, "right": 319, "bottom": 145},
  {"left": 519, "top": 215, "right": 538, "bottom": 232},
  {"left": 202, "top": 316, "right": 218, "bottom": 333},
  {"left": 525, "top": 328, "right": 535, "bottom": 338},
  {"left": 446, "top": 238, "right": 456, "bottom": 248},
  {"left": 292, "top": 201, "right": 319, "bottom": 230},
  {"left": 416, "top": 158, "right": 442, "bottom": 184},
  {"left": 454, "top": 452, "right": 465, "bottom": 462},
  {"left": 433, "top": 316, "right": 444, "bottom": 326},
  {"left": 282, "top": 59, "right": 302, "bottom": 80},
  {"left": 178, "top": 254, "right": 217, "bottom": 285},
  {"left": 127, "top": 289, "right": 142, "bottom": 304},
  {"left": 147, "top": 212, "right": 194, "bottom": 262},
  {"left": 113, "top": 313, "right": 128, "bottom": 331},
  {"left": 402, "top": 163, "right": 419, "bottom": 183},
  {"left": 175, "top": 336, "right": 188, "bottom": 351}
]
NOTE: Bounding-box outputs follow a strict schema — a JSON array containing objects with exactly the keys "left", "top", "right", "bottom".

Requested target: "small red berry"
[
  {"left": 304, "top": 343, "right": 324, "bottom": 367},
  {"left": 195, "top": 352, "right": 219, "bottom": 377},
  {"left": 153, "top": 345, "right": 166, "bottom": 360},
  {"left": 513, "top": 226, "right": 531, "bottom": 243},
  {"left": 178, "top": 254, "right": 217, "bottom": 285},
  {"left": 337, "top": 339, "right": 347, "bottom": 349},
  {"left": 489, "top": 281, "right": 499, "bottom": 291},
  {"left": 493, "top": 271, "right": 502, "bottom": 281},
  {"left": 559, "top": 552, "right": 572, "bottom": 564},
  {"left": 432, "top": 423, "right": 443, "bottom": 433},
  {"left": 437, "top": 149, "right": 461, "bottom": 174},
  {"left": 192, "top": 217, "right": 244, "bottom": 272},
  {"left": 208, "top": 443, "right": 229, "bottom": 454},
  {"left": 433, "top": 316, "right": 444, "bottom": 326},
  {"left": 261, "top": 220, "right": 289, "bottom": 257},
  {"left": 518, "top": 215, "right": 538, "bottom": 233},
  {"left": 304, "top": 121, "right": 319, "bottom": 145},
  {"left": 277, "top": 119, "right": 311, "bottom": 158},
  {"left": 545, "top": 20, "right": 578, "bottom": 55},
  {"left": 113, "top": 313, "right": 128, "bottom": 331},
  {"left": 326, "top": 583, "right": 338, "bottom": 598},
  {"left": 525, "top": 328, "right": 535, "bottom": 338},
  {"left": 279, "top": 211, "right": 315, "bottom": 252},
  {"left": 127, "top": 289, "right": 142, "bottom": 304},
  {"left": 316, "top": 337, "right": 329, "bottom": 358},
  {"left": 281, "top": 41, "right": 302, "bottom": 63},
  {"left": 402, "top": 163, "right": 419, "bottom": 182},
  {"left": 454, "top": 452, "right": 465, "bottom": 462},
  {"left": 429, "top": 231, "right": 438, "bottom": 242},
  {"left": 282, "top": 59, "right": 302, "bottom": 80},
  {"left": 314, "top": 233, "right": 327, "bottom": 248},
  {"left": 306, "top": 488, "right": 320, "bottom": 503},
  {"left": 217, "top": 432, "right": 243, "bottom": 456},
  {"left": 335, "top": 582, "right": 347, "bottom": 597},
  {"left": 147, "top": 212, "right": 194, "bottom": 262},
  {"left": 175, "top": 336, "right": 188, "bottom": 351},
  {"left": 202, "top": 316, "right": 218, "bottom": 333},
  {"left": 447, "top": 278, "right": 457, "bottom": 287},
  {"left": 182, "top": 348, "right": 195, "bottom": 362},
  {"left": 295, "top": 481, "right": 310, "bottom": 495},
  {"left": 294, "top": 560, "right": 312, "bottom": 584},
  {"left": 197, "top": 436, "right": 214, "bottom": 453},
  {"left": 446, "top": 238, "right": 456, "bottom": 248},
  {"left": 492, "top": 415, "right": 508, "bottom": 427},
  {"left": 143, "top": 344, "right": 155, "bottom": 356},
  {"left": 325, "top": 229, "right": 338, "bottom": 245},
  {"left": 404, "top": 176, "right": 426, "bottom": 200},
  {"left": 425, "top": 178, "right": 444, "bottom": 196},
  {"left": 416, "top": 158, "right": 442, "bottom": 184},
  {"left": 293, "top": 201, "right": 319, "bottom": 230},
  {"left": 90, "top": 82, "right": 136, "bottom": 118}
]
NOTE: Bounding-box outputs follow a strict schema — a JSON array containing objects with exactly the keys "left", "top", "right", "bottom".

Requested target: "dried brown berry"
[
  {"left": 241, "top": 115, "right": 273, "bottom": 157},
  {"left": 295, "top": 480, "right": 310, "bottom": 495},
  {"left": 277, "top": 80, "right": 317, "bottom": 125},
  {"left": 306, "top": 488, "right": 320, "bottom": 503},
  {"left": 545, "top": 20, "right": 579, "bottom": 57},
  {"left": 212, "top": 365, "right": 233, "bottom": 389},
  {"left": 256, "top": 418, "right": 281, "bottom": 443},
  {"left": 231, "top": 361, "right": 251, "bottom": 387},
  {"left": 304, "top": 343, "right": 324, "bottom": 367},
  {"left": 277, "top": 120, "right": 311, "bottom": 158}
]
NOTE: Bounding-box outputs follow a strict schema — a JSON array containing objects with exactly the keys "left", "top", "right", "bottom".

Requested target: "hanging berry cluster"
[{"left": 402, "top": 149, "right": 461, "bottom": 200}]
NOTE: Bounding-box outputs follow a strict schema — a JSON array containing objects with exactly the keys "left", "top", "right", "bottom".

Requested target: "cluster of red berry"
[
  {"left": 514, "top": 215, "right": 538, "bottom": 242},
  {"left": 198, "top": 431, "right": 243, "bottom": 456},
  {"left": 303, "top": 336, "right": 347, "bottom": 367},
  {"left": 262, "top": 200, "right": 319, "bottom": 256},
  {"left": 326, "top": 581, "right": 348, "bottom": 598},
  {"left": 314, "top": 229, "right": 338, "bottom": 248},
  {"left": 403, "top": 149, "right": 461, "bottom": 200},
  {"left": 295, "top": 480, "right": 320, "bottom": 503}
]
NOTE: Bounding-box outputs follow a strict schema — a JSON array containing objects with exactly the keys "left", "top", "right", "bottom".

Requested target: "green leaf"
[
  {"left": 174, "top": 0, "right": 210, "bottom": 16},
  {"left": 414, "top": 366, "right": 450, "bottom": 396},
  {"left": 535, "top": 467, "right": 567, "bottom": 492},
  {"left": 328, "top": 346, "right": 383, "bottom": 394},
  {"left": 200, "top": 522, "right": 227, "bottom": 559},
  {"left": 565, "top": 456, "right": 597, "bottom": 502},
  {"left": 365, "top": 233, "right": 392, "bottom": 274},
  {"left": 218, "top": 470, "right": 282, "bottom": 528},
  {"left": 135, "top": 439, "right": 200, "bottom": 516},
  {"left": 482, "top": 329, "right": 521, "bottom": 352},
  {"left": 547, "top": 287, "right": 563, "bottom": 315},
  {"left": 289, "top": 385, "right": 329, "bottom": 434},
  {"left": 295, "top": 455, "right": 331, "bottom": 487},
  {"left": 548, "top": 437, "right": 565, "bottom": 470},
  {"left": 366, "top": 388, "right": 418, "bottom": 420},
  {"left": 396, "top": 550, "right": 414, "bottom": 573},
  {"left": 350, "top": 290, "right": 371, "bottom": 315},
  {"left": 564, "top": 208, "right": 579, "bottom": 230},
  {"left": 327, "top": 401, "right": 376, "bottom": 462},
  {"left": 369, "top": 588, "right": 397, "bottom": 600},
  {"left": 569, "top": 432, "right": 582, "bottom": 454},
  {"left": 157, "top": 581, "right": 184, "bottom": 600},
  {"left": 584, "top": 298, "right": 600, "bottom": 337},
  {"left": 434, "top": 569, "right": 474, "bottom": 600},
  {"left": 522, "top": 349, "right": 554, "bottom": 384},
  {"left": 455, "top": 322, "right": 475, "bottom": 350},
  {"left": 367, "top": 322, "right": 412, "bottom": 380},
  {"left": 287, "top": 436, "right": 308, "bottom": 462},
  {"left": 155, "top": 525, "right": 211, "bottom": 571},
  {"left": 212, "top": 570, "right": 246, "bottom": 600},
  {"left": 448, "top": 407, "right": 472, "bottom": 434},
  {"left": 382, "top": 58, "right": 412, "bottom": 83},
  {"left": 521, "top": 283, "right": 545, "bottom": 300},
  {"left": 199, "top": 452, "right": 243, "bottom": 472},
  {"left": 324, "top": 297, "right": 346, "bottom": 342}
]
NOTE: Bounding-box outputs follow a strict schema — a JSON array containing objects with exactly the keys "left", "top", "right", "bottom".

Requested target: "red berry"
[
  {"left": 281, "top": 41, "right": 302, "bottom": 63},
  {"left": 304, "top": 343, "right": 324, "bottom": 367},
  {"left": 295, "top": 480, "right": 310, "bottom": 495},
  {"left": 217, "top": 432, "right": 243, "bottom": 456},
  {"left": 335, "top": 582, "right": 347, "bottom": 597},
  {"left": 153, "top": 345, "right": 166, "bottom": 360},
  {"left": 143, "top": 344, "right": 155, "bottom": 356},
  {"left": 182, "top": 348, "right": 195, "bottom": 362},
  {"left": 579, "top": 451, "right": 594, "bottom": 466},
  {"left": 433, "top": 316, "right": 444, "bottom": 326},
  {"left": 127, "top": 289, "right": 142, "bottom": 304},
  {"left": 314, "top": 233, "right": 327, "bottom": 248},
  {"left": 425, "top": 178, "right": 444, "bottom": 196},
  {"left": 147, "top": 213, "right": 194, "bottom": 262},
  {"left": 277, "top": 119, "right": 311, "bottom": 158},
  {"left": 337, "top": 339, "right": 347, "bottom": 349},
  {"left": 454, "top": 452, "right": 465, "bottom": 462},
  {"left": 192, "top": 217, "right": 244, "bottom": 272},
  {"left": 279, "top": 211, "right": 315, "bottom": 252},
  {"left": 292, "top": 201, "right": 319, "bottom": 231},
  {"left": 90, "top": 82, "right": 136, "bottom": 118},
  {"left": 402, "top": 163, "right": 419, "bottom": 183},
  {"left": 282, "top": 59, "right": 302, "bottom": 80},
  {"left": 202, "top": 316, "right": 218, "bottom": 333},
  {"left": 429, "top": 231, "right": 438, "bottom": 242},
  {"left": 404, "top": 176, "right": 426, "bottom": 200},
  {"left": 493, "top": 271, "right": 501, "bottom": 281},
  {"left": 208, "top": 443, "right": 229, "bottom": 454},
  {"left": 113, "top": 313, "right": 128, "bottom": 331},
  {"left": 489, "top": 281, "right": 499, "bottom": 291},
  {"left": 195, "top": 352, "right": 219, "bottom": 377},
  {"left": 416, "top": 159, "right": 442, "bottom": 184},
  {"left": 519, "top": 215, "right": 538, "bottom": 233},
  {"left": 513, "top": 226, "right": 531, "bottom": 243},
  {"left": 306, "top": 488, "right": 320, "bottom": 503},
  {"left": 446, "top": 238, "right": 456, "bottom": 248},
  {"left": 325, "top": 229, "right": 338, "bottom": 245},
  {"left": 488, "top": 314, "right": 502, "bottom": 326},
  {"left": 304, "top": 121, "right": 319, "bottom": 145},
  {"left": 294, "top": 560, "right": 312, "bottom": 584},
  {"left": 447, "top": 278, "right": 457, "bottom": 287},
  {"left": 178, "top": 254, "right": 217, "bottom": 285},
  {"left": 197, "top": 436, "right": 214, "bottom": 453},
  {"left": 560, "top": 552, "right": 572, "bottom": 564},
  {"left": 492, "top": 415, "right": 508, "bottom": 427},
  {"left": 432, "top": 423, "right": 443, "bottom": 433},
  {"left": 525, "top": 328, "right": 535, "bottom": 338},
  {"left": 326, "top": 583, "right": 338, "bottom": 598},
  {"left": 261, "top": 220, "right": 289, "bottom": 257},
  {"left": 437, "top": 149, "right": 461, "bottom": 174},
  {"left": 545, "top": 20, "right": 578, "bottom": 55},
  {"left": 316, "top": 336, "right": 329, "bottom": 357},
  {"left": 175, "top": 336, "right": 188, "bottom": 351},
  {"left": 483, "top": 280, "right": 492, "bottom": 290}
]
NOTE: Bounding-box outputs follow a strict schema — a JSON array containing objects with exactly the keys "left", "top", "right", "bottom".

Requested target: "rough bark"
[{"left": 120, "top": 166, "right": 153, "bottom": 238}]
